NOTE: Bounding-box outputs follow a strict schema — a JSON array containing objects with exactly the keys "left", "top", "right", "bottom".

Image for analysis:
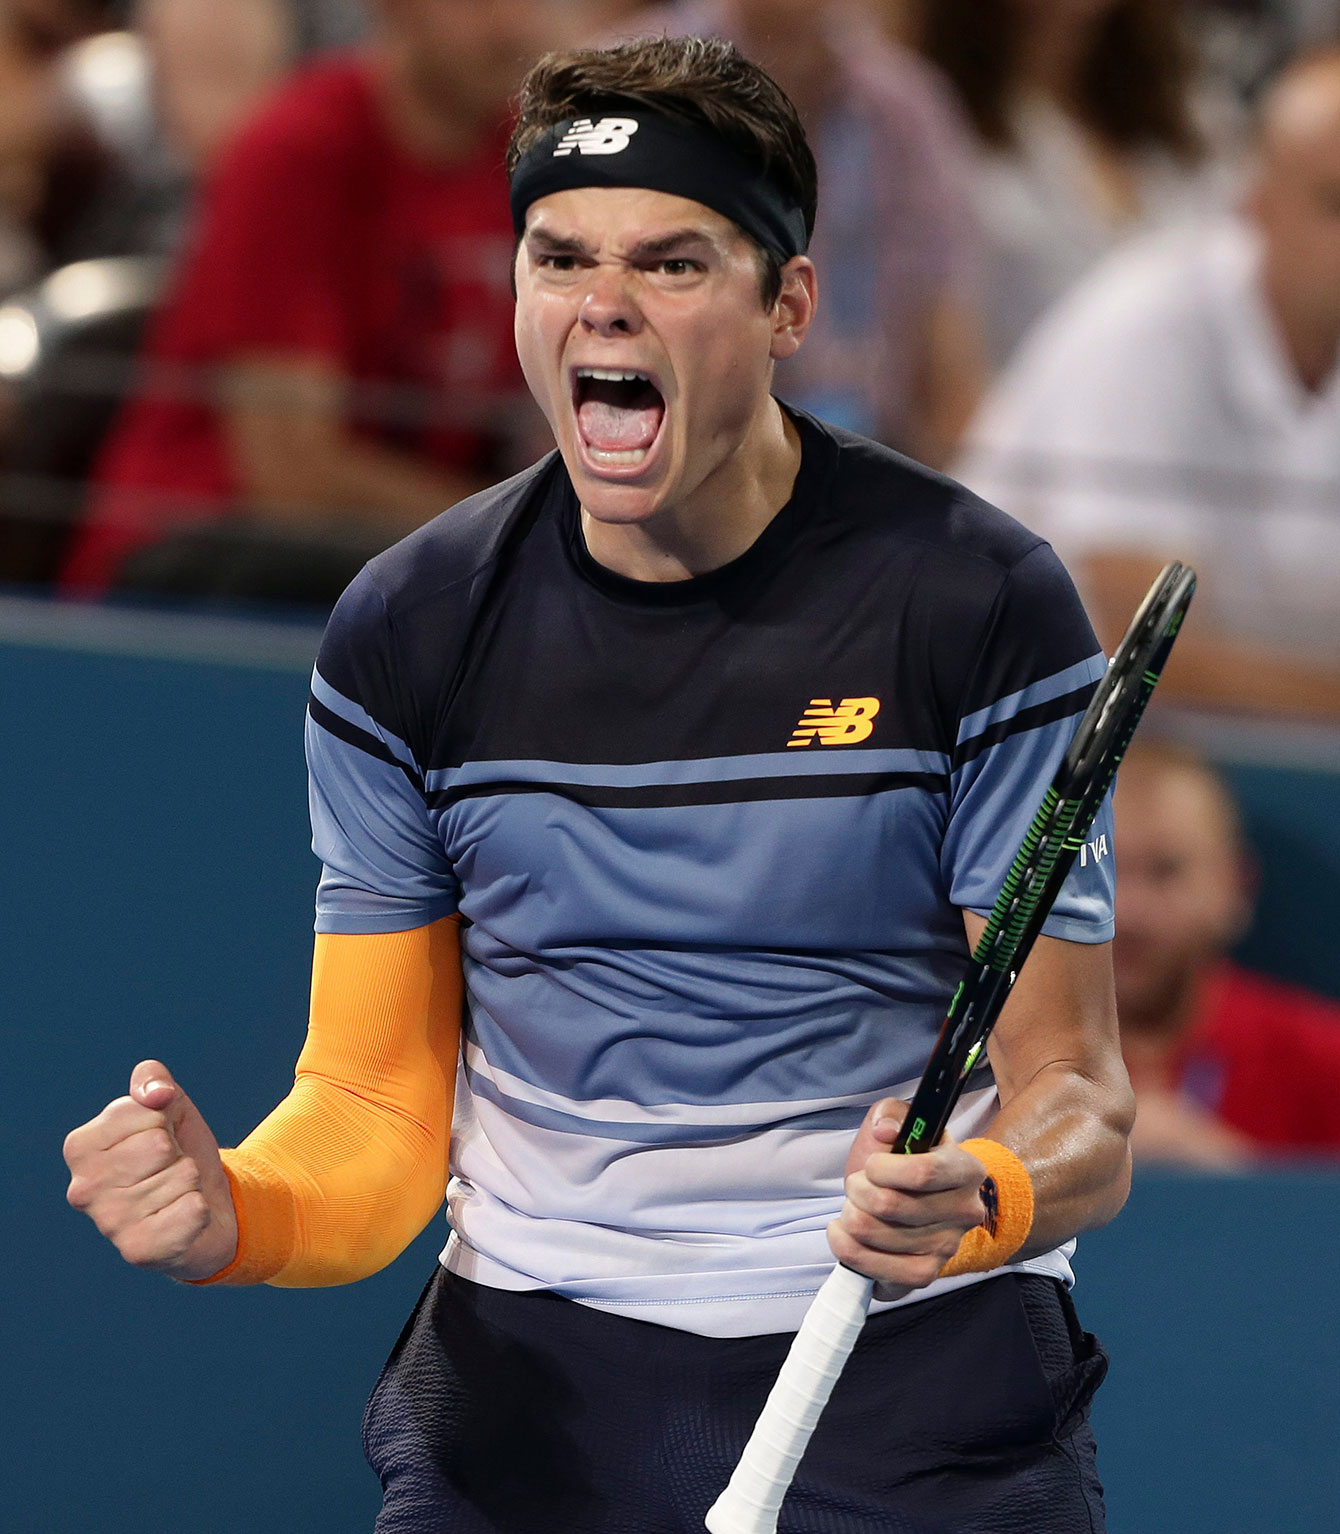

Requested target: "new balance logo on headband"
[{"left": 553, "top": 118, "right": 640, "bottom": 157}]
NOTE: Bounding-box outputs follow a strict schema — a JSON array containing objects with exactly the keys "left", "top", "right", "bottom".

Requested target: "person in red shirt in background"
[
  {"left": 1114, "top": 742, "right": 1340, "bottom": 1167},
  {"left": 60, "top": 0, "right": 555, "bottom": 602}
]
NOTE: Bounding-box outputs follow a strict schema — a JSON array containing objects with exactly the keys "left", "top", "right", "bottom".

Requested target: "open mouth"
[{"left": 572, "top": 367, "right": 666, "bottom": 468}]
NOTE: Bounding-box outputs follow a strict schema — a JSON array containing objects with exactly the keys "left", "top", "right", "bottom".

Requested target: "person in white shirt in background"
[
  {"left": 903, "top": 0, "right": 1233, "bottom": 370},
  {"left": 956, "top": 47, "right": 1340, "bottom": 722}
]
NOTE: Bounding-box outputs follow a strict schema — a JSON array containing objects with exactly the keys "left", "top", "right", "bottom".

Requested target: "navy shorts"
[{"left": 363, "top": 1267, "right": 1108, "bottom": 1533}]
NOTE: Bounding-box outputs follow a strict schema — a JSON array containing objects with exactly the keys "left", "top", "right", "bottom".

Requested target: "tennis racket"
[{"left": 705, "top": 560, "right": 1197, "bottom": 1534}]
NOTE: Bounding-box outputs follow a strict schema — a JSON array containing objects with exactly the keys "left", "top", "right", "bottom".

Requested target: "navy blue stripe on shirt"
[
  {"left": 308, "top": 693, "right": 424, "bottom": 790},
  {"left": 424, "top": 749, "right": 951, "bottom": 793},
  {"left": 430, "top": 770, "right": 947, "bottom": 812},
  {"left": 952, "top": 683, "right": 1098, "bottom": 771},
  {"left": 955, "top": 654, "right": 1105, "bottom": 745}
]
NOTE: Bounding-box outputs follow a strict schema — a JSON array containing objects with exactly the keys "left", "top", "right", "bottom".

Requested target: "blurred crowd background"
[{"left": 4, "top": 0, "right": 1340, "bottom": 1170}]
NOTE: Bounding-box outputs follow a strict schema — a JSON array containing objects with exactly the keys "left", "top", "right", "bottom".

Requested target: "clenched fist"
[
  {"left": 63, "top": 1060, "right": 238, "bottom": 1281},
  {"left": 828, "top": 1097, "right": 987, "bottom": 1292}
]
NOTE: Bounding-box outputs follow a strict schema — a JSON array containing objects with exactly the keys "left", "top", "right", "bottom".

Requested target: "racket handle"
[{"left": 704, "top": 1264, "right": 875, "bottom": 1534}]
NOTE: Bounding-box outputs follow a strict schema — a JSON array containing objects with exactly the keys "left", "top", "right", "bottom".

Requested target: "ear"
[{"left": 769, "top": 256, "right": 817, "bottom": 361}]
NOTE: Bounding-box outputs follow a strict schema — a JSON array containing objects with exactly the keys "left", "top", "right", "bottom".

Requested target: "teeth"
[
  {"left": 575, "top": 367, "right": 649, "bottom": 383},
  {"left": 588, "top": 446, "right": 648, "bottom": 465}
]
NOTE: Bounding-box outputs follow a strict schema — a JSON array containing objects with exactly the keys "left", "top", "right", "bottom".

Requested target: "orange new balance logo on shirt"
[{"left": 787, "top": 697, "right": 881, "bottom": 746}]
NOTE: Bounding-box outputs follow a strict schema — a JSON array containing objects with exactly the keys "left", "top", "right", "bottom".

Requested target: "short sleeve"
[
  {"left": 307, "top": 569, "right": 460, "bottom": 933},
  {"left": 942, "top": 543, "right": 1115, "bottom": 943}
]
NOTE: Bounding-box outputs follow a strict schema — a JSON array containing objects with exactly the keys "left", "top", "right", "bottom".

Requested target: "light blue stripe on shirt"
[
  {"left": 463, "top": 1056, "right": 874, "bottom": 1144},
  {"left": 955, "top": 653, "right": 1107, "bottom": 745},
  {"left": 310, "top": 666, "right": 419, "bottom": 771},
  {"left": 424, "top": 747, "right": 950, "bottom": 795}
]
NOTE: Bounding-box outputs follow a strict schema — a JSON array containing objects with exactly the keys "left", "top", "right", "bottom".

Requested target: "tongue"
[{"left": 578, "top": 397, "right": 663, "bottom": 453}]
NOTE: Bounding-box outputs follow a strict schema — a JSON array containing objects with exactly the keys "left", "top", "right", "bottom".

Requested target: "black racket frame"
[{"left": 893, "top": 561, "right": 1198, "bottom": 1155}]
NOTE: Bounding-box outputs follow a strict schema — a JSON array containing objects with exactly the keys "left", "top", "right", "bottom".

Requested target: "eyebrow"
[{"left": 525, "top": 226, "right": 721, "bottom": 260}]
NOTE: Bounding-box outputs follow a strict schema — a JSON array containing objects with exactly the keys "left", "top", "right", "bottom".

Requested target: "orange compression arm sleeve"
[{"left": 195, "top": 918, "right": 462, "bottom": 1288}]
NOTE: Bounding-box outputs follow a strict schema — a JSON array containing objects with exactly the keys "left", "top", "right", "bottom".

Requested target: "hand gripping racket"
[{"left": 705, "top": 561, "right": 1197, "bottom": 1534}]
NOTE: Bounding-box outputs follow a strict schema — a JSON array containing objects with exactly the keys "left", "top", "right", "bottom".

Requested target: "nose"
[{"left": 579, "top": 264, "right": 643, "bottom": 338}]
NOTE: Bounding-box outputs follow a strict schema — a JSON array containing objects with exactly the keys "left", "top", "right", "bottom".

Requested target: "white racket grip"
[{"left": 704, "top": 1264, "right": 875, "bottom": 1534}]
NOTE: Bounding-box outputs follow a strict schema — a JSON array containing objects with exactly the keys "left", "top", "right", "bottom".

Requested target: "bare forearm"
[
  {"left": 222, "top": 360, "right": 490, "bottom": 532},
  {"left": 983, "top": 1062, "right": 1134, "bottom": 1258},
  {"left": 1086, "top": 552, "right": 1340, "bottom": 721},
  {"left": 245, "top": 435, "right": 487, "bottom": 530},
  {"left": 964, "top": 917, "right": 1133, "bottom": 1258}
]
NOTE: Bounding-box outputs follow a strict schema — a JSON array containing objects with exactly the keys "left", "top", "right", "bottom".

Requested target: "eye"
[
  {"left": 657, "top": 258, "right": 701, "bottom": 277},
  {"left": 537, "top": 252, "right": 580, "bottom": 271}
]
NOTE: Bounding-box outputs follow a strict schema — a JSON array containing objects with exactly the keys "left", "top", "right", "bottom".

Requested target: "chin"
[
  {"left": 574, "top": 477, "right": 667, "bottom": 525},
  {"left": 556, "top": 428, "right": 671, "bottom": 523}
]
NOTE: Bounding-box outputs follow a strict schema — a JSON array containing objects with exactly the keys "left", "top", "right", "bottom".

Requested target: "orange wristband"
[
  {"left": 186, "top": 1156, "right": 298, "bottom": 1287},
  {"left": 938, "top": 1138, "right": 1034, "bottom": 1278}
]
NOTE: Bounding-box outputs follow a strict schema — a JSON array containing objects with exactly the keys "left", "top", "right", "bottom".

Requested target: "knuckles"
[
  {"left": 826, "top": 1223, "right": 955, "bottom": 1291},
  {"left": 117, "top": 1192, "right": 210, "bottom": 1271},
  {"left": 141, "top": 1127, "right": 178, "bottom": 1168},
  {"left": 900, "top": 1254, "right": 946, "bottom": 1288},
  {"left": 63, "top": 1094, "right": 209, "bottom": 1274},
  {"left": 846, "top": 1178, "right": 910, "bottom": 1224},
  {"left": 839, "top": 1203, "right": 892, "bottom": 1246},
  {"left": 893, "top": 1156, "right": 939, "bottom": 1191}
]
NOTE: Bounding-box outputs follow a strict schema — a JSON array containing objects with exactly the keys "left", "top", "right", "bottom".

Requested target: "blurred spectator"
[
  {"left": 141, "top": 0, "right": 372, "bottom": 174},
  {"left": 0, "top": 1, "right": 357, "bottom": 289},
  {"left": 1193, "top": 0, "right": 1295, "bottom": 112},
  {"left": 60, "top": 0, "right": 551, "bottom": 603},
  {"left": 289, "top": 0, "right": 369, "bottom": 55},
  {"left": 608, "top": 0, "right": 987, "bottom": 465},
  {"left": 0, "top": 2, "right": 373, "bottom": 589},
  {"left": 0, "top": 1, "right": 135, "bottom": 295},
  {"left": 1114, "top": 742, "right": 1340, "bottom": 1165},
  {"left": 956, "top": 47, "right": 1340, "bottom": 720},
  {"left": 136, "top": 0, "right": 293, "bottom": 176},
  {"left": 1283, "top": 0, "right": 1340, "bottom": 51},
  {"left": 905, "top": 0, "right": 1226, "bottom": 367},
  {"left": 577, "top": 0, "right": 658, "bottom": 29}
]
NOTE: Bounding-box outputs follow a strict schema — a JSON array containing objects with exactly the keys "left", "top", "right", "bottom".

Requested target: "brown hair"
[
  {"left": 917, "top": 0, "right": 1203, "bottom": 160},
  {"left": 508, "top": 36, "right": 817, "bottom": 306}
]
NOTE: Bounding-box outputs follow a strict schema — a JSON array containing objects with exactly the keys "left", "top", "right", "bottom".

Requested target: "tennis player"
[{"left": 64, "top": 36, "right": 1135, "bottom": 1533}]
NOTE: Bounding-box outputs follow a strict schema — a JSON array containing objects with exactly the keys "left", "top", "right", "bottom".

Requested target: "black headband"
[{"left": 509, "top": 111, "right": 809, "bottom": 262}]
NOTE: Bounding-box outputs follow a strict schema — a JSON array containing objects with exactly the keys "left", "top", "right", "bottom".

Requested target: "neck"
[
  {"left": 370, "top": 44, "right": 484, "bottom": 164},
  {"left": 1261, "top": 265, "right": 1340, "bottom": 393},
  {"left": 581, "top": 398, "right": 802, "bottom": 582}
]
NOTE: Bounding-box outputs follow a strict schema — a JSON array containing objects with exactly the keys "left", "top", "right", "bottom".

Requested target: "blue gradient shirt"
[{"left": 305, "top": 410, "right": 1114, "bottom": 1336}]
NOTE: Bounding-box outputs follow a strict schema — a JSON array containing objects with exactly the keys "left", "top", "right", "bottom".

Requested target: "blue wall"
[
  {"left": 1228, "top": 760, "right": 1340, "bottom": 1003},
  {"left": 6, "top": 612, "right": 1340, "bottom": 1532},
  {"left": 1082, "top": 1172, "right": 1340, "bottom": 1534}
]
